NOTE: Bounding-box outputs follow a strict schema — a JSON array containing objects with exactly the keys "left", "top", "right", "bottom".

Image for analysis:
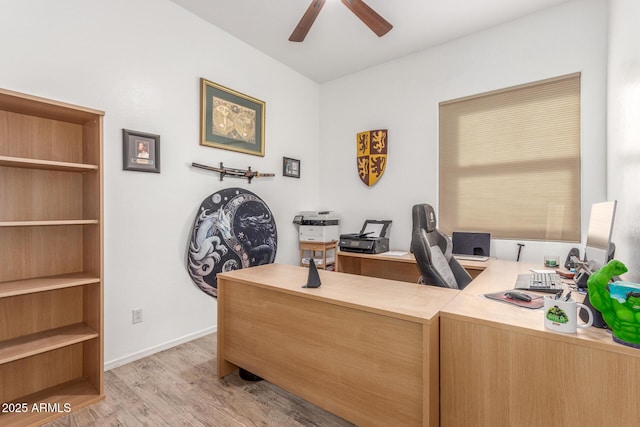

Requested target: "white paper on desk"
[
  {"left": 530, "top": 269, "right": 556, "bottom": 274},
  {"left": 385, "top": 251, "right": 408, "bottom": 256}
]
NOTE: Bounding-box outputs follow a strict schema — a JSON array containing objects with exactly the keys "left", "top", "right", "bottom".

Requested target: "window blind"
[{"left": 439, "top": 73, "right": 581, "bottom": 242}]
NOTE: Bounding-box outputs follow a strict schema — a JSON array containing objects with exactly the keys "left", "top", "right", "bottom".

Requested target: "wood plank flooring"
[{"left": 44, "top": 333, "right": 354, "bottom": 426}]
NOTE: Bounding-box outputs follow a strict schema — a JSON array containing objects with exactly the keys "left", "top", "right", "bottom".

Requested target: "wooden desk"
[
  {"left": 217, "top": 263, "right": 459, "bottom": 427},
  {"left": 439, "top": 259, "right": 640, "bottom": 426},
  {"left": 336, "top": 250, "right": 489, "bottom": 282}
]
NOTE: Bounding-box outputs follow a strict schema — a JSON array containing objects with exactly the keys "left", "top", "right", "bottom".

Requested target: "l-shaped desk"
[
  {"left": 217, "top": 255, "right": 640, "bottom": 426},
  {"left": 335, "top": 250, "right": 487, "bottom": 282}
]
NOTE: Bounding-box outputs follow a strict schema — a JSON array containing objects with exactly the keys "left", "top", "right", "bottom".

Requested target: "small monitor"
[
  {"left": 584, "top": 201, "right": 617, "bottom": 270},
  {"left": 452, "top": 232, "right": 491, "bottom": 257}
]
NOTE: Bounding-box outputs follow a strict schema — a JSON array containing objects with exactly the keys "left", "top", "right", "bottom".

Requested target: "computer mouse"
[{"left": 504, "top": 291, "right": 532, "bottom": 302}]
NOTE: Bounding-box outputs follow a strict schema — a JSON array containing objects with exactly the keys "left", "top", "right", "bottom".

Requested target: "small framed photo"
[
  {"left": 283, "top": 157, "right": 300, "bottom": 178},
  {"left": 123, "top": 129, "right": 160, "bottom": 173}
]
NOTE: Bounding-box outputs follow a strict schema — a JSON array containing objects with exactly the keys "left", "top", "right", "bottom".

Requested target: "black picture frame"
[
  {"left": 200, "top": 78, "right": 265, "bottom": 156},
  {"left": 283, "top": 157, "right": 300, "bottom": 178},
  {"left": 122, "top": 129, "right": 160, "bottom": 173}
]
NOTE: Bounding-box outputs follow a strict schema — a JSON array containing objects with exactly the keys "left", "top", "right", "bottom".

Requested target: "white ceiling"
[{"left": 170, "top": 0, "right": 573, "bottom": 83}]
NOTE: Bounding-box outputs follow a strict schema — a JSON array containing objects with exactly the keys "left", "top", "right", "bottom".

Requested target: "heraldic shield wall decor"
[
  {"left": 356, "top": 129, "right": 388, "bottom": 186},
  {"left": 187, "top": 187, "right": 277, "bottom": 298}
]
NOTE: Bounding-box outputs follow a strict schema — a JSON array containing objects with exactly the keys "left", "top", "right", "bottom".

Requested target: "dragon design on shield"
[
  {"left": 356, "top": 129, "right": 388, "bottom": 186},
  {"left": 187, "top": 188, "right": 277, "bottom": 298}
]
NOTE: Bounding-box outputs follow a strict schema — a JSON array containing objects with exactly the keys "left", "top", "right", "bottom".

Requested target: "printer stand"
[{"left": 300, "top": 240, "right": 337, "bottom": 271}]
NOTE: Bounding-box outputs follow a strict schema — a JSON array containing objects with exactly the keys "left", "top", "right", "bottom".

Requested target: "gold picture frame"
[{"left": 200, "top": 78, "right": 265, "bottom": 156}]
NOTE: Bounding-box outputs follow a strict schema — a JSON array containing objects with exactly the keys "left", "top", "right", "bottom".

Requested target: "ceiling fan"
[{"left": 289, "top": 0, "right": 393, "bottom": 42}]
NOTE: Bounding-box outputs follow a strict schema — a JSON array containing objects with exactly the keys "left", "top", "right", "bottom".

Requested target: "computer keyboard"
[
  {"left": 514, "top": 272, "right": 563, "bottom": 293},
  {"left": 528, "top": 272, "right": 562, "bottom": 290}
]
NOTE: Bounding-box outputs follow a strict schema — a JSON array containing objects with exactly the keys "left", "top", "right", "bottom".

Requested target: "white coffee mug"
[{"left": 544, "top": 296, "right": 593, "bottom": 333}]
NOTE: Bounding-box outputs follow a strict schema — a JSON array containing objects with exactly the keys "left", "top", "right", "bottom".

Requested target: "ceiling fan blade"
[
  {"left": 341, "top": 0, "right": 393, "bottom": 37},
  {"left": 289, "top": 0, "right": 326, "bottom": 42}
]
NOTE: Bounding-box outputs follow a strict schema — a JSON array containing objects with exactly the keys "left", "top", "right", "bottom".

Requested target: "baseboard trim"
[{"left": 104, "top": 326, "right": 217, "bottom": 371}]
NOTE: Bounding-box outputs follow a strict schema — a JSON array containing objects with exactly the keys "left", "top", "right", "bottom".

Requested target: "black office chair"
[{"left": 410, "top": 204, "right": 472, "bottom": 290}]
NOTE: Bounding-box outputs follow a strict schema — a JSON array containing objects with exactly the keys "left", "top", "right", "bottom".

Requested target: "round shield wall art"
[{"left": 187, "top": 187, "right": 278, "bottom": 297}]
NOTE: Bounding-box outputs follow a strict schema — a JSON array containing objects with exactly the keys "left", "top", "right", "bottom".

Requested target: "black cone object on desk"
[{"left": 303, "top": 259, "right": 322, "bottom": 288}]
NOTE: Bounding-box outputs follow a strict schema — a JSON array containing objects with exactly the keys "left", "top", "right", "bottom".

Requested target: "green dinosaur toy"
[{"left": 586, "top": 259, "right": 640, "bottom": 346}]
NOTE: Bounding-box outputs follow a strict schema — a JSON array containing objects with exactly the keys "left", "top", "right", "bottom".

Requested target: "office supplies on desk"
[
  {"left": 505, "top": 291, "right": 532, "bottom": 302},
  {"left": 452, "top": 231, "right": 490, "bottom": 259},
  {"left": 339, "top": 219, "right": 391, "bottom": 254},
  {"left": 580, "top": 292, "right": 607, "bottom": 328},
  {"left": 564, "top": 248, "right": 580, "bottom": 269},
  {"left": 302, "top": 259, "right": 322, "bottom": 288},
  {"left": 556, "top": 269, "right": 575, "bottom": 279},
  {"left": 454, "top": 254, "right": 489, "bottom": 262},
  {"left": 385, "top": 250, "right": 409, "bottom": 256},
  {"left": 544, "top": 295, "right": 593, "bottom": 333},
  {"left": 543, "top": 255, "right": 560, "bottom": 268},
  {"left": 514, "top": 272, "right": 563, "bottom": 293},
  {"left": 575, "top": 270, "right": 590, "bottom": 290},
  {"left": 485, "top": 291, "right": 543, "bottom": 309}
]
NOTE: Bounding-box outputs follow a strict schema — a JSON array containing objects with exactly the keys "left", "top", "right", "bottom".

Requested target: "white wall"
[
  {"left": 319, "top": 0, "right": 608, "bottom": 265},
  {"left": 607, "top": 0, "right": 640, "bottom": 281},
  {"left": 0, "top": 0, "right": 320, "bottom": 367}
]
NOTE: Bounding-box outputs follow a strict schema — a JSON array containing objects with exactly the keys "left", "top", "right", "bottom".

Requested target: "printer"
[
  {"left": 339, "top": 220, "right": 391, "bottom": 254},
  {"left": 293, "top": 211, "right": 340, "bottom": 242}
]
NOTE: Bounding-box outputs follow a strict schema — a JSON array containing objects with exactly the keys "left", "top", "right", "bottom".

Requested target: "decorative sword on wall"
[{"left": 191, "top": 162, "right": 275, "bottom": 184}]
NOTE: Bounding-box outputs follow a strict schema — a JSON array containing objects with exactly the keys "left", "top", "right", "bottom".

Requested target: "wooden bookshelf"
[
  {"left": 0, "top": 274, "right": 100, "bottom": 298},
  {"left": 0, "top": 88, "right": 104, "bottom": 426},
  {"left": 0, "top": 379, "right": 102, "bottom": 426},
  {"left": 0, "top": 155, "right": 98, "bottom": 172},
  {"left": 0, "top": 219, "right": 99, "bottom": 227},
  {"left": 0, "top": 324, "right": 99, "bottom": 365}
]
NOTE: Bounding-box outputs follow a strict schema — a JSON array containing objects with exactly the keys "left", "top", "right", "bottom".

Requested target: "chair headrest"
[{"left": 413, "top": 204, "right": 437, "bottom": 233}]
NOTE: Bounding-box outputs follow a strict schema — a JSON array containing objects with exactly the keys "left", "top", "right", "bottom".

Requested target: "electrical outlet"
[{"left": 132, "top": 308, "right": 143, "bottom": 324}]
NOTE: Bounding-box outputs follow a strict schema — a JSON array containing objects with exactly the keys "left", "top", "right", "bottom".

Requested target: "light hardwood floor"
[{"left": 45, "top": 334, "right": 354, "bottom": 426}]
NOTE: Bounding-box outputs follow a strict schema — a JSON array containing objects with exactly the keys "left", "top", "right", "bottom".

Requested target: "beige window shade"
[{"left": 439, "top": 73, "right": 581, "bottom": 242}]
